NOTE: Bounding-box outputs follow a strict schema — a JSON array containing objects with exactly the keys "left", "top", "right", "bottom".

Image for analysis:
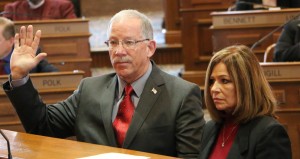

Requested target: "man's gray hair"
[{"left": 107, "top": 9, "right": 153, "bottom": 39}]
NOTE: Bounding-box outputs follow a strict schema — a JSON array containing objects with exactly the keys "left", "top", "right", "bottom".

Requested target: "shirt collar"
[
  {"left": 27, "top": 0, "right": 45, "bottom": 9},
  {"left": 117, "top": 62, "right": 152, "bottom": 99},
  {"left": 2, "top": 46, "right": 13, "bottom": 63}
]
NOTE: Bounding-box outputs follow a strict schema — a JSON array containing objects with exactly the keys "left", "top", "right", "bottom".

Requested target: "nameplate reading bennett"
[{"left": 211, "top": 9, "right": 300, "bottom": 28}]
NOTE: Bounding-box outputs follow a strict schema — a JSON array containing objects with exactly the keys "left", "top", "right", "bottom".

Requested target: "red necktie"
[
  {"left": 0, "top": 59, "right": 5, "bottom": 75},
  {"left": 113, "top": 84, "right": 135, "bottom": 147}
]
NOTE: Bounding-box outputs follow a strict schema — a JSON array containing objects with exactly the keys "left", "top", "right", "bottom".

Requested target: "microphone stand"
[
  {"left": 250, "top": 12, "right": 300, "bottom": 51},
  {"left": 0, "top": 130, "right": 12, "bottom": 159}
]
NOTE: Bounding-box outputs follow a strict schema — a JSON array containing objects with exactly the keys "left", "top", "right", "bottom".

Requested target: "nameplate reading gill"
[{"left": 260, "top": 62, "right": 300, "bottom": 80}]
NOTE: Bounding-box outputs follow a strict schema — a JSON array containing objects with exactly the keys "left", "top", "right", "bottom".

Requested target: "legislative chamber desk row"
[
  {"left": 0, "top": 71, "right": 85, "bottom": 132},
  {"left": 0, "top": 129, "right": 177, "bottom": 159}
]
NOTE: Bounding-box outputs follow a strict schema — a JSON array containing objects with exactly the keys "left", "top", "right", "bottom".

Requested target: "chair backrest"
[{"left": 263, "top": 43, "right": 276, "bottom": 62}]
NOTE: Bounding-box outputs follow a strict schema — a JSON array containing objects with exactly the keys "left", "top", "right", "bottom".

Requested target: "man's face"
[
  {"left": 0, "top": 25, "right": 14, "bottom": 59},
  {"left": 107, "top": 18, "right": 156, "bottom": 83}
]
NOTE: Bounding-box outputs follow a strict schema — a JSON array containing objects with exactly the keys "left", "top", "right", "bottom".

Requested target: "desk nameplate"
[
  {"left": 211, "top": 9, "right": 300, "bottom": 28},
  {"left": 0, "top": 71, "right": 84, "bottom": 95},
  {"left": 260, "top": 62, "right": 300, "bottom": 80},
  {"left": 14, "top": 19, "right": 89, "bottom": 36}
]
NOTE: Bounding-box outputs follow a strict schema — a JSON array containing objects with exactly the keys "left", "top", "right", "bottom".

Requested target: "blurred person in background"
[
  {"left": 3, "top": 0, "right": 77, "bottom": 20},
  {"left": 0, "top": 17, "right": 58, "bottom": 75},
  {"left": 274, "top": 19, "right": 300, "bottom": 61}
]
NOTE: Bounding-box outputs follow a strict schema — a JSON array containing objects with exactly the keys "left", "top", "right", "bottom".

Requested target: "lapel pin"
[{"left": 151, "top": 88, "right": 157, "bottom": 94}]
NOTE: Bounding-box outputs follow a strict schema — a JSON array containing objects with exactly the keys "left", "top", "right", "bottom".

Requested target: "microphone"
[
  {"left": 0, "top": 129, "right": 12, "bottom": 159},
  {"left": 250, "top": 12, "right": 300, "bottom": 51}
]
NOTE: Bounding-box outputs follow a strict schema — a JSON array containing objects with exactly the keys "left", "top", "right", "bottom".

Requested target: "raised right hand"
[{"left": 10, "top": 25, "right": 47, "bottom": 80}]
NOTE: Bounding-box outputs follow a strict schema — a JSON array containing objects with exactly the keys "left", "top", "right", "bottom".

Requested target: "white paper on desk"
[{"left": 77, "top": 152, "right": 150, "bottom": 159}]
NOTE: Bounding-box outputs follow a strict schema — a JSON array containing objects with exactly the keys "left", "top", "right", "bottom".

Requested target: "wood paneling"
[
  {"left": 179, "top": 0, "right": 234, "bottom": 86},
  {"left": 0, "top": 0, "right": 14, "bottom": 11},
  {"left": 162, "top": 0, "right": 181, "bottom": 44},
  {"left": 14, "top": 19, "right": 92, "bottom": 77},
  {"left": 276, "top": 109, "right": 300, "bottom": 159},
  {"left": 80, "top": 0, "right": 163, "bottom": 17}
]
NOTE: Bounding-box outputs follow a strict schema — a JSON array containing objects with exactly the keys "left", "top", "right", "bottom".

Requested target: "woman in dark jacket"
[{"left": 198, "top": 45, "right": 291, "bottom": 159}]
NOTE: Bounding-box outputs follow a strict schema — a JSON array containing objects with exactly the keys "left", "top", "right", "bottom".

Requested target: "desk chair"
[{"left": 263, "top": 43, "right": 276, "bottom": 62}]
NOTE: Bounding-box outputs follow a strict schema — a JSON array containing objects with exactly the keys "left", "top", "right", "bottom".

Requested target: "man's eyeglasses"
[{"left": 104, "top": 39, "right": 149, "bottom": 50}]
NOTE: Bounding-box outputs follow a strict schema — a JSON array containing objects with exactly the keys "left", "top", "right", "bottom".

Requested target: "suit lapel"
[
  {"left": 227, "top": 121, "right": 253, "bottom": 158},
  {"left": 99, "top": 76, "right": 118, "bottom": 146},
  {"left": 200, "top": 122, "right": 221, "bottom": 158},
  {"left": 123, "top": 64, "right": 164, "bottom": 148}
]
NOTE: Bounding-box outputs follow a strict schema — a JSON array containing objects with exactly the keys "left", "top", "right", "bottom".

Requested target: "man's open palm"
[{"left": 10, "top": 25, "right": 47, "bottom": 79}]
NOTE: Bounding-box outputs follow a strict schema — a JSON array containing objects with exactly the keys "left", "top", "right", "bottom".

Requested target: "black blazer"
[
  {"left": 30, "top": 47, "right": 58, "bottom": 73},
  {"left": 198, "top": 116, "right": 292, "bottom": 159},
  {"left": 274, "top": 20, "right": 300, "bottom": 61}
]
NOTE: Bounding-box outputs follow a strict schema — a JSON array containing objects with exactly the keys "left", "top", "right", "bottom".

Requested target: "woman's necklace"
[{"left": 221, "top": 124, "right": 238, "bottom": 147}]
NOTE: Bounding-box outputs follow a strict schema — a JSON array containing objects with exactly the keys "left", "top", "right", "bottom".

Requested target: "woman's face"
[{"left": 209, "top": 62, "right": 237, "bottom": 114}]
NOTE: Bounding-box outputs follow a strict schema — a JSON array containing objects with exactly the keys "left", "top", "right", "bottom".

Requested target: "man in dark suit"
[
  {"left": 3, "top": 10, "right": 205, "bottom": 158},
  {"left": 274, "top": 19, "right": 300, "bottom": 61},
  {"left": 0, "top": 17, "right": 58, "bottom": 75}
]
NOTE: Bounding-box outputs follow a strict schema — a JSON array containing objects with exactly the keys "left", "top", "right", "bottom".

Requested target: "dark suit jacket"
[
  {"left": 198, "top": 116, "right": 291, "bottom": 159},
  {"left": 2, "top": 47, "right": 58, "bottom": 74},
  {"left": 3, "top": 62, "right": 205, "bottom": 158},
  {"left": 235, "top": 0, "right": 298, "bottom": 10},
  {"left": 4, "top": 0, "right": 76, "bottom": 20},
  {"left": 274, "top": 20, "right": 300, "bottom": 61},
  {"left": 30, "top": 47, "right": 58, "bottom": 73}
]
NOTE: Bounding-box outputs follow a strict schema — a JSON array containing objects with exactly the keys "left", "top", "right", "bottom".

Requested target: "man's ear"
[
  {"left": 9, "top": 37, "right": 14, "bottom": 46},
  {"left": 146, "top": 40, "right": 156, "bottom": 58}
]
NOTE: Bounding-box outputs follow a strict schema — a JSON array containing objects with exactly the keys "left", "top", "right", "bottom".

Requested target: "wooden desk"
[
  {"left": 261, "top": 62, "right": 300, "bottom": 159},
  {"left": 182, "top": 8, "right": 300, "bottom": 86},
  {"left": 179, "top": 0, "right": 234, "bottom": 85},
  {"left": 211, "top": 9, "right": 300, "bottom": 61},
  {"left": 0, "top": 129, "right": 178, "bottom": 159},
  {"left": 260, "top": 62, "right": 300, "bottom": 159},
  {"left": 0, "top": 0, "right": 14, "bottom": 11},
  {"left": 14, "top": 19, "right": 92, "bottom": 77},
  {"left": 162, "top": 0, "right": 235, "bottom": 44},
  {"left": 0, "top": 71, "right": 84, "bottom": 132}
]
